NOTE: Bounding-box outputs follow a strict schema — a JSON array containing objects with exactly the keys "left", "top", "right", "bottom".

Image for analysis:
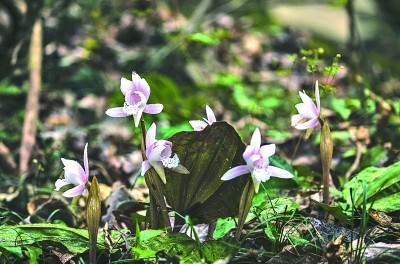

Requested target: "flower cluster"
[{"left": 56, "top": 72, "right": 321, "bottom": 196}]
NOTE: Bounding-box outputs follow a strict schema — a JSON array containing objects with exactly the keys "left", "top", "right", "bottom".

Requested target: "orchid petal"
[
  {"left": 315, "top": 80, "right": 320, "bottom": 112},
  {"left": 120, "top": 77, "right": 133, "bottom": 96},
  {"left": 137, "top": 75, "right": 151, "bottom": 98},
  {"left": 55, "top": 179, "right": 68, "bottom": 191},
  {"left": 250, "top": 128, "right": 261, "bottom": 152},
  {"left": 141, "top": 160, "right": 151, "bottom": 176},
  {"left": 152, "top": 161, "right": 166, "bottom": 184},
  {"left": 246, "top": 154, "right": 261, "bottom": 169},
  {"left": 294, "top": 117, "right": 319, "bottom": 130},
  {"left": 62, "top": 184, "right": 86, "bottom": 197},
  {"left": 171, "top": 164, "right": 190, "bottom": 174},
  {"left": 144, "top": 104, "right": 163, "bottom": 114},
  {"left": 61, "top": 158, "right": 86, "bottom": 185},
  {"left": 125, "top": 90, "right": 147, "bottom": 106},
  {"left": 243, "top": 145, "right": 256, "bottom": 161},
  {"left": 133, "top": 108, "right": 145, "bottom": 127},
  {"left": 268, "top": 166, "right": 294, "bottom": 179},
  {"left": 221, "top": 165, "right": 249, "bottom": 181},
  {"left": 206, "top": 105, "right": 216, "bottom": 123},
  {"left": 260, "top": 144, "right": 276, "bottom": 159},
  {"left": 295, "top": 103, "right": 317, "bottom": 119},
  {"left": 189, "top": 120, "right": 208, "bottom": 131},
  {"left": 299, "top": 90, "right": 315, "bottom": 110},
  {"left": 106, "top": 107, "right": 129, "bottom": 118},
  {"left": 146, "top": 123, "right": 157, "bottom": 149},
  {"left": 83, "top": 143, "right": 89, "bottom": 178},
  {"left": 291, "top": 114, "right": 303, "bottom": 126},
  {"left": 148, "top": 145, "right": 166, "bottom": 163}
]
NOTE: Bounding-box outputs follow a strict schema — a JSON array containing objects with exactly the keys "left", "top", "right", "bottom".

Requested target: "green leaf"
[
  {"left": 202, "top": 240, "right": 237, "bottom": 262},
  {"left": 343, "top": 161, "right": 400, "bottom": 212},
  {"left": 162, "top": 122, "right": 252, "bottom": 224},
  {"left": 186, "top": 33, "right": 219, "bottom": 45},
  {"left": 213, "top": 218, "right": 236, "bottom": 240},
  {"left": 311, "top": 200, "right": 351, "bottom": 225},
  {"left": 25, "top": 246, "right": 43, "bottom": 264},
  {"left": 135, "top": 233, "right": 199, "bottom": 261},
  {"left": 0, "top": 224, "right": 106, "bottom": 254}
]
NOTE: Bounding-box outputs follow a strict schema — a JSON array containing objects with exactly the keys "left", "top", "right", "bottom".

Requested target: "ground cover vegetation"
[{"left": 1, "top": 0, "right": 400, "bottom": 263}]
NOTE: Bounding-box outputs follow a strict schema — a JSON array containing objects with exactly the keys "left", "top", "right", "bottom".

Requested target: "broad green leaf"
[
  {"left": 162, "top": 122, "right": 252, "bottom": 224},
  {"left": 25, "top": 246, "right": 42, "bottom": 264},
  {"left": 343, "top": 161, "right": 400, "bottom": 212},
  {"left": 0, "top": 224, "right": 106, "bottom": 254},
  {"left": 140, "top": 230, "right": 165, "bottom": 242}
]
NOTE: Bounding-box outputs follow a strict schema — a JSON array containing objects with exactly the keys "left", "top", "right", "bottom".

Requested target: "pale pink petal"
[
  {"left": 125, "top": 91, "right": 147, "bottom": 106},
  {"left": 250, "top": 128, "right": 261, "bottom": 152},
  {"left": 141, "top": 160, "right": 151, "bottom": 176},
  {"left": 295, "top": 103, "right": 317, "bottom": 119},
  {"left": 61, "top": 158, "right": 86, "bottom": 185},
  {"left": 260, "top": 144, "right": 276, "bottom": 159},
  {"left": 144, "top": 104, "right": 163, "bottom": 114},
  {"left": 138, "top": 78, "right": 151, "bottom": 99},
  {"left": 294, "top": 117, "right": 318, "bottom": 130},
  {"left": 106, "top": 107, "right": 129, "bottom": 117},
  {"left": 221, "top": 165, "right": 249, "bottom": 181},
  {"left": 62, "top": 184, "right": 86, "bottom": 197},
  {"left": 246, "top": 154, "right": 261, "bottom": 169},
  {"left": 268, "top": 166, "right": 294, "bottom": 179},
  {"left": 120, "top": 77, "right": 133, "bottom": 96},
  {"left": 83, "top": 143, "right": 89, "bottom": 179},
  {"left": 205, "top": 105, "right": 216, "bottom": 123},
  {"left": 243, "top": 145, "right": 256, "bottom": 161},
  {"left": 315, "top": 80, "right": 320, "bottom": 112},
  {"left": 152, "top": 161, "right": 166, "bottom": 184},
  {"left": 291, "top": 114, "right": 303, "bottom": 127},
  {"left": 299, "top": 90, "right": 315, "bottom": 110},
  {"left": 189, "top": 120, "right": 208, "bottom": 131},
  {"left": 146, "top": 123, "right": 157, "bottom": 149},
  {"left": 133, "top": 108, "right": 145, "bottom": 127},
  {"left": 148, "top": 145, "right": 165, "bottom": 163},
  {"left": 171, "top": 164, "right": 190, "bottom": 174},
  {"left": 55, "top": 179, "right": 68, "bottom": 191}
]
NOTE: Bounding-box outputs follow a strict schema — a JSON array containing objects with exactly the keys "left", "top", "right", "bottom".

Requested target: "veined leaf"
[
  {"left": 0, "top": 224, "right": 106, "bottom": 254},
  {"left": 163, "top": 122, "right": 251, "bottom": 224}
]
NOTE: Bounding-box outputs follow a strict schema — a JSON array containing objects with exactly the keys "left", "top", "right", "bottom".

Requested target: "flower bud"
[
  {"left": 87, "top": 176, "right": 101, "bottom": 264},
  {"left": 320, "top": 117, "right": 333, "bottom": 204}
]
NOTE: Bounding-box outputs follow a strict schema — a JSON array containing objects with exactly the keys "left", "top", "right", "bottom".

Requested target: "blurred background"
[{"left": 1, "top": 0, "right": 400, "bottom": 218}]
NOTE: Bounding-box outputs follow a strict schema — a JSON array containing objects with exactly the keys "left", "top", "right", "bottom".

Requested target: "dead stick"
[{"left": 20, "top": 18, "right": 42, "bottom": 175}]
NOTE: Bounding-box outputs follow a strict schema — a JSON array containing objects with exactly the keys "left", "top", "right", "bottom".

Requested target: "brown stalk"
[{"left": 19, "top": 18, "right": 42, "bottom": 175}]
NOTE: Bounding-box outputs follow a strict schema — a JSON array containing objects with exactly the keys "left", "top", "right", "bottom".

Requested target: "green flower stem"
[{"left": 140, "top": 118, "right": 172, "bottom": 232}]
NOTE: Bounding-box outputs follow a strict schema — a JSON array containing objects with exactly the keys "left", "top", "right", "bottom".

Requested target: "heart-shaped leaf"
[{"left": 162, "top": 122, "right": 251, "bottom": 224}]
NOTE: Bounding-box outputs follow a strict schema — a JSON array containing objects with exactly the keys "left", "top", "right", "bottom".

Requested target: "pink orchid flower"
[
  {"left": 189, "top": 105, "right": 216, "bottom": 131},
  {"left": 291, "top": 80, "right": 321, "bottom": 130},
  {"left": 106, "top": 72, "right": 163, "bottom": 127},
  {"left": 221, "top": 128, "right": 294, "bottom": 193},
  {"left": 55, "top": 143, "right": 89, "bottom": 197},
  {"left": 141, "top": 123, "right": 189, "bottom": 183}
]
